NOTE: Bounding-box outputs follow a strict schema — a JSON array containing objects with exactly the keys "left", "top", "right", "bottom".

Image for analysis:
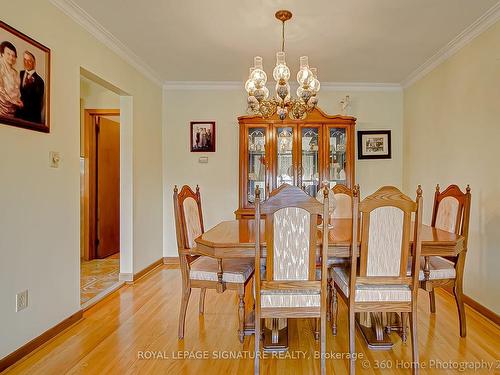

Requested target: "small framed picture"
[
  {"left": 190, "top": 121, "right": 216, "bottom": 152},
  {"left": 0, "top": 21, "right": 50, "bottom": 133},
  {"left": 357, "top": 130, "right": 391, "bottom": 159}
]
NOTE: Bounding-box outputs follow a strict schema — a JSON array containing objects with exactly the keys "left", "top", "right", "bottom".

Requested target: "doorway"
[
  {"left": 80, "top": 75, "right": 123, "bottom": 306},
  {"left": 82, "top": 110, "right": 120, "bottom": 261}
]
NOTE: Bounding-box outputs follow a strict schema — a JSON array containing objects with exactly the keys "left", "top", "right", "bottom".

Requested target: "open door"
[{"left": 95, "top": 116, "right": 120, "bottom": 258}]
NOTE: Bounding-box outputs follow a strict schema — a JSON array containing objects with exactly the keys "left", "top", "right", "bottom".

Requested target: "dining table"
[{"left": 194, "top": 218, "right": 465, "bottom": 350}]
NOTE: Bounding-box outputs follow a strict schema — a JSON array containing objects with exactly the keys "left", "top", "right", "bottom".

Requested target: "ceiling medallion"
[{"left": 245, "top": 10, "right": 320, "bottom": 120}]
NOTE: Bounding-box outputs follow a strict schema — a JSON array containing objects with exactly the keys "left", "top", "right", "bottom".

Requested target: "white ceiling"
[{"left": 70, "top": 0, "right": 499, "bottom": 83}]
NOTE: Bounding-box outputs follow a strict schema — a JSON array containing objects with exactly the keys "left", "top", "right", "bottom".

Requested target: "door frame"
[{"left": 82, "top": 108, "right": 120, "bottom": 261}]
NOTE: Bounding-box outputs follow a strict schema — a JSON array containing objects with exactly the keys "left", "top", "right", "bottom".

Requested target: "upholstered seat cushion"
[
  {"left": 407, "top": 256, "right": 456, "bottom": 281},
  {"left": 259, "top": 268, "right": 322, "bottom": 308},
  {"left": 189, "top": 256, "right": 254, "bottom": 284},
  {"left": 333, "top": 267, "right": 411, "bottom": 302},
  {"left": 261, "top": 289, "right": 320, "bottom": 308}
]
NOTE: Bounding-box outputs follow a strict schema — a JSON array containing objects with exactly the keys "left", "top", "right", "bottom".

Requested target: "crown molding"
[
  {"left": 402, "top": 2, "right": 500, "bottom": 88},
  {"left": 321, "top": 82, "right": 402, "bottom": 92},
  {"left": 163, "top": 81, "right": 242, "bottom": 90},
  {"left": 163, "top": 81, "right": 402, "bottom": 92},
  {"left": 49, "top": 0, "right": 163, "bottom": 86}
]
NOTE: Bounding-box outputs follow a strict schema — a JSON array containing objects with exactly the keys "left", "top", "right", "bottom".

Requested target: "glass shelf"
[
  {"left": 301, "top": 128, "right": 320, "bottom": 197},
  {"left": 329, "top": 128, "right": 347, "bottom": 185},
  {"left": 276, "top": 127, "right": 294, "bottom": 188},
  {"left": 247, "top": 128, "right": 266, "bottom": 204}
]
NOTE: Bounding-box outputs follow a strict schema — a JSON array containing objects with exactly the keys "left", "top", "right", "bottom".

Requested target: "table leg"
[
  {"left": 356, "top": 312, "right": 394, "bottom": 350},
  {"left": 263, "top": 318, "right": 288, "bottom": 352},
  {"left": 243, "top": 315, "right": 289, "bottom": 351}
]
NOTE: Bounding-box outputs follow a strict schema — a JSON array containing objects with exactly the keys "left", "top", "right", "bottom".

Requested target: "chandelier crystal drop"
[{"left": 245, "top": 10, "right": 320, "bottom": 120}]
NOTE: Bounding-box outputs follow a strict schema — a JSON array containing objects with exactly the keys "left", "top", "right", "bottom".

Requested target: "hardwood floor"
[{"left": 4, "top": 265, "right": 499, "bottom": 374}]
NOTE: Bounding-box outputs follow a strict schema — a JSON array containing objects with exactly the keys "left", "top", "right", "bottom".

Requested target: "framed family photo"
[
  {"left": 190, "top": 121, "right": 215, "bottom": 152},
  {"left": 357, "top": 130, "right": 391, "bottom": 159},
  {"left": 0, "top": 21, "right": 50, "bottom": 133}
]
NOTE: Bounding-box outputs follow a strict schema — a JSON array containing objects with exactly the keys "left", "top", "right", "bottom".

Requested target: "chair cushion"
[
  {"left": 189, "top": 256, "right": 254, "bottom": 284},
  {"left": 333, "top": 267, "right": 411, "bottom": 302},
  {"left": 407, "top": 256, "right": 456, "bottom": 281},
  {"left": 259, "top": 268, "right": 322, "bottom": 308},
  {"left": 261, "top": 289, "right": 320, "bottom": 308},
  {"left": 273, "top": 207, "right": 311, "bottom": 280},
  {"left": 183, "top": 197, "right": 203, "bottom": 249},
  {"left": 435, "top": 196, "right": 459, "bottom": 233},
  {"left": 262, "top": 268, "right": 322, "bottom": 280}
]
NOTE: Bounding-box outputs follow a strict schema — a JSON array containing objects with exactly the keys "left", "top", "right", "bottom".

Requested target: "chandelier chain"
[{"left": 281, "top": 20, "right": 285, "bottom": 53}]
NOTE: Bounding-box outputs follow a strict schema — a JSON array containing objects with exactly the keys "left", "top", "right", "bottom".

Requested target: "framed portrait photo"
[
  {"left": 190, "top": 121, "right": 216, "bottom": 152},
  {"left": 0, "top": 21, "right": 50, "bottom": 133},
  {"left": 357, "top": 130, "right": 391, "bottom": 159}
]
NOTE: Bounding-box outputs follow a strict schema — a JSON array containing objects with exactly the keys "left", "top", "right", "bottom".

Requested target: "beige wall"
[
  {"left": 404, "top": 21, "right": 500, "bottom": 313},
  {"left": 80, "top": 77, "right": 120, "bottom": 109},
  {"left": 163, "top": 87, "right": 403, "bottom": 256},
  {"left": 0, "top": 0, "right": 163, "bottom": 358}
]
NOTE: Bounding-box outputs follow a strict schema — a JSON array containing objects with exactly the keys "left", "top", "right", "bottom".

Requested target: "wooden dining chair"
[
  {"left": 254, "top": 184, "right": 329, "bottom": 375},
  {"left": 420, "top": 184, "right": 471, "bottom": 337},
  {"left": 332, "top": 183, "right": 355, "bottom": 219},
  {"left": 332, "top": 186, "right": 423, "bottom": 375},
  {"left": 173, "top": 185, "right": 255, "bottom": 342},
  {"left": 328, "top": 184, "right": 357, "bottom": 334}
]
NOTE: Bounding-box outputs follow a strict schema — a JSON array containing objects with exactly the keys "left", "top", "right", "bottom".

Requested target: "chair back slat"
[
  {"left": 183, "top": 196, "right": 203, "bottom": 249},
  {"left": 365, "top": 206, "right": 405, "bottom": 277},
  {"left": 271, "top": 207, "right": 311, "bottom": 280},
  {"left": 353, "top": 186, "right": 422, "bottom": 287},
  {"left": 332, "top": 184, "right": 355, "bottom": 219},
  {"left": 432, "top": 184, "right": 471, "bottom": 237},
  {"left": 257, "top": 184, "right": 327, "bottom": 284}
]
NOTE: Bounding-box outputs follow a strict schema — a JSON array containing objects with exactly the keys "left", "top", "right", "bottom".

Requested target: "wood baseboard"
[
  {"left": 442, "top": 287, "right": 499, "bottom": 326},
  {"left": 0, "top": 310, "right": 83, "bottom": 372},
  {"left": 462, "top": 294, "right": 500, "bottom": 325},
  {"left": 131, "top": 258, "right": 164, "bottom": 283},
  {"left": 162, "top": 256, "right": 179, "bottom": 266}
]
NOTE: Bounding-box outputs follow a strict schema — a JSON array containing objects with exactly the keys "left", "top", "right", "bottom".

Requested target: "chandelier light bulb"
[
  {"left": 297, "top": 56, "right": 314, "bottom": 87},
  {"left": 250, "top": 56, "right": 267, "bottom": 88},
  {"left": 245, "top": 78, "right": 256, "bottom": 94},
  {"left": 310, "top": 78, "right": 320, "bottom": 93},
  {"left": 273, "top": 52, "right": 291, "bottom": 82}
]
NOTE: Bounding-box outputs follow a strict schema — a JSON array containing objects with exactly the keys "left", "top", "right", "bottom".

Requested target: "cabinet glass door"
[
  {"left": 329, "top": 128, "right": 347, "bottom": 186},
  {"left": 301, "top": 127, "right": 320, "bottom": 197},
  {"left": 247, "top": 127, "right": 267, "bottom": 204},
  {"left": 275, "top": 127, "right": 294, "bottom": 188}
]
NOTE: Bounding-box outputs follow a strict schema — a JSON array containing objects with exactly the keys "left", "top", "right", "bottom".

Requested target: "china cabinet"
[{"left": 236, "top": 107, "right": 356, "bottom": 218}]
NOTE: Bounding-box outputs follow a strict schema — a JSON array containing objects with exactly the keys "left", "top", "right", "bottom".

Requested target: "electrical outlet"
[{"left": 16, "top": 290, "right": 28, "bottom": 312}]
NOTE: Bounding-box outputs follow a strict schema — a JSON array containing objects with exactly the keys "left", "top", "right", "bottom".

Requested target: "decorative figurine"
[{"left": 340, "top": 95, "right": 351, "bottom": 115}]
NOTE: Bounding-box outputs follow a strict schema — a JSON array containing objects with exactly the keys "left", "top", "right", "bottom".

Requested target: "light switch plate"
[
  {"left": 198, "top": 156, "right": 208, "bottom": 163},
  {"left": 49, "top": 151, "right": 60, "bottom": 168}
]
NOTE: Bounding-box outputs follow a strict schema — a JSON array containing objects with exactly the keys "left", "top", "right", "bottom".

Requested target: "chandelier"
[{"left": 245, "top": 10, "right": 320, "bottom": 121}]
